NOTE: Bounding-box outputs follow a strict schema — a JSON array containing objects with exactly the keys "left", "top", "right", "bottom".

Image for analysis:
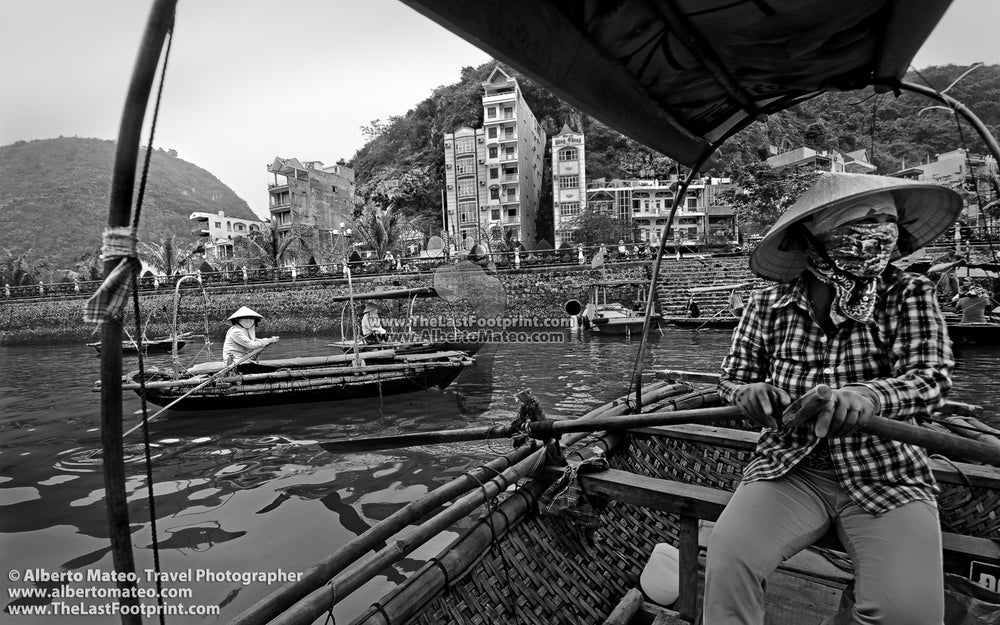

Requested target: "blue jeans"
[{"left": 703, "top": 465, "right": 943, "bottom": 624}]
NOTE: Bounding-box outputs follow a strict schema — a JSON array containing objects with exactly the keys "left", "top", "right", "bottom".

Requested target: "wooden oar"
[{"left": 319, "top": 388, "right": 1000, "bottom": 466}]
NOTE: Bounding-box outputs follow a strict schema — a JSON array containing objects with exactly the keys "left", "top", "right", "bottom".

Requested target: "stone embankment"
[{"left": 0, "top": 256, "right": 759, "bottom": 346}]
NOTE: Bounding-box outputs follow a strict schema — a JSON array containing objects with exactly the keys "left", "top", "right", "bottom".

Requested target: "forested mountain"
[
  {"left": 0, "top": 137, "right": 257, "bottom": 271},
  {"left": 350, "top": 62, "right": 1000, "bottom": 242}
]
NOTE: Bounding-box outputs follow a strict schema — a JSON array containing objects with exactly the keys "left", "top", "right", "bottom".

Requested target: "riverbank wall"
[{"left": 0, "top": 256, "right": 760, "bottom": 346}]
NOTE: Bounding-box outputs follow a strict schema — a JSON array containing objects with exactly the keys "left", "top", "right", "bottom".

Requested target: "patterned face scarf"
[{"left": 805, "top": 222, "right": 899, "bottom": 324}]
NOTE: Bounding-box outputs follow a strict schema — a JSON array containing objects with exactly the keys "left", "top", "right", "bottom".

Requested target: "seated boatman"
[
  {"left": 222, "top": 306, "right": 279, "bottom": 372},
  {"left": 705, "top": 172, "right": 960, "bottom": 625},
  {"left": 361, "top": 302, "right": 388, "bottom": 344}
]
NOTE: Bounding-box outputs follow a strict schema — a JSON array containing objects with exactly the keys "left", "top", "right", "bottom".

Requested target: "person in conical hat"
[
  {"left": 361, "top": 301, "right": 387, "bottom": 344},
  {"left": 222, "top": 306, "right": 278, "bottom": 366},
  {"left": 704, "top": 172, "right": 960, "bottom": 625}
]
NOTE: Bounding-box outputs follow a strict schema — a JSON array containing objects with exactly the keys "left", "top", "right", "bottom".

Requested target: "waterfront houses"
[
  {"left": 189, "top": 211, "right": 263, "bottom": 261},
  {"left": 552, "top": 124, "right": 587, "bottom": 247},
  {"left": 266, "top": 157, "right": 357, "bottom": 241}
]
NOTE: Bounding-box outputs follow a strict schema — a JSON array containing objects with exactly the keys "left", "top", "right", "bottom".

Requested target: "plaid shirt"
[{"left": 718, "top": 268, "right": 953, "bottom": 515}]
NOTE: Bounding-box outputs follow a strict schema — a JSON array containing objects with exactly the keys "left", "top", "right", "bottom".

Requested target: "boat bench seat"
[{"left": 578, "top": 468, "right": 1000, "bottom": 622}]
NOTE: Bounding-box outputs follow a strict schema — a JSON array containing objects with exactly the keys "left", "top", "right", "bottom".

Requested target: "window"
[
  {"left": 456, "top": 179, "right": 476, "bottom": 198},
  {"left": 491, "top": 209, "right": 501, "bottom": 220},
  {"left": 488, "top": 127, "right": 497, "bottom": 139},
  {"left": 456, "top": 157, "right": 475, "bottom": 175},
  {"left": 488, "top": 146, "right": 498, "bottom": 159},
  {"left": 490, "top": 187, "right": 500, "bottom": 200},
  {"left": 560, "top": 202, "right": 580, "bottom": 216},
  {"left": 507, "top": 207, "right": 518, "bottom": 218},
  {"left": 558, "top": 148, "right": 578, "bottom": 161},
  {"left": 559, "top": 176, "right": 579, "bottom": 189},
  {"left": 236, "top": 223, "right": 245, "bottom": 232},
  {"left": 454, "top": 136, "right": 474, "bottom": 154},
  {"left": 487, "top": 106, "right": 496, "bottom": 119},
  {"left": 503, "top": 147, "right": 515, "bottom": 159},
  {"left": 459, "top": 201, "right": 476, "bottom": 223},
  {"left": 490, "top": 168, "right": 498, "bottom": 179},
  {"left": 503, "top": 107, "right": 513, "bottom": 119},
  {"left": 506, "top": 188, "right": 517, "bottom": 200},
  {"left": 215, "top": 221, "right": 222, "bottom": 228}
]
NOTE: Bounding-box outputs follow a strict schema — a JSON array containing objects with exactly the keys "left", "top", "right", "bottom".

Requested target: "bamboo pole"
[
  {"left": 319, "top": 387, "right": 1000, "bottom": 466},
  {"left": 243, "top": 382, "right": 684, "bottom": 625},
  {"left": 99, "top": 2, "right": 177, "bottom": 622}
]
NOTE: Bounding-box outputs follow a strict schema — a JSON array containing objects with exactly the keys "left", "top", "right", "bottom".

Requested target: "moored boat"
[{"left": 570, "top": 280, "right": 662, "bottom": 336}]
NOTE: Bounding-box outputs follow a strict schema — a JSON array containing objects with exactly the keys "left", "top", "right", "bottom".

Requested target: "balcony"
[
  {"left": 503, "top": 174, "right": 519, "bottom": 182},
  {"left": 500, "top": 133, "right": 517, "bottom": 142},
  {"left": 268, "top": 183, "right": 289, "bottom": 191},
  {"left": 500, "top": 153, "right": 518, "bottom": 162},
  {"left": 502, "top": 195, "right": 520, "bottom": 204}
]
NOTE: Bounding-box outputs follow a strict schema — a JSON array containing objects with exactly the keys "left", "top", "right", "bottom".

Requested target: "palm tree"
[
  {"left": 0, "top": 247, "right": 45, "bottom": 286},
  {"left": 232, "top": 223, "right": 316, "bottom": 269},
  {"left": 138, "top": 235, "right": 204, "bottom": 277},
  {"left": 354, "top": 205, "right": 404, "bottom": 260}
]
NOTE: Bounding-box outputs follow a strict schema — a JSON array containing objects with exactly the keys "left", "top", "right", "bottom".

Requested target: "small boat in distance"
[
  {"left": 568, "top": 280, "right": 662, "bottom": 336},
  {"left": 87, "top": 332, "right": 192, "bottom": 355},
  {"left": 663, "top": 283, "right": 751, "bottom": 329}
]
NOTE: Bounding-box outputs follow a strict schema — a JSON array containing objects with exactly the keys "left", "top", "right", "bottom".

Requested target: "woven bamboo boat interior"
[{"left": 349, "top": 387, "right": 1000, "bottom": 625}]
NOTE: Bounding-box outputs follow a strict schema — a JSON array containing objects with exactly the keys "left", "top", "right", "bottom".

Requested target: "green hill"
[{"left": 0, "top": 137, "right": 258, "bottom": 271}]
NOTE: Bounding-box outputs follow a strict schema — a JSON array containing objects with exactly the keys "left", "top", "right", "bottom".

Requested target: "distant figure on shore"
[
  {"left": 688, "top": 301, "right": 700, "bottom": 318},
  {"left": 956, "top": 286, "right": 990, "bottom": 323}
]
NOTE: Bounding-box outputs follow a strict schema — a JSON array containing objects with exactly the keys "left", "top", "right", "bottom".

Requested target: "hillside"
[
  {"left": 0, "top": 137, "right": 258, "bottom": 270},
  {"left": 349, "top": 62, "right": 1000, "bottom": 242}
]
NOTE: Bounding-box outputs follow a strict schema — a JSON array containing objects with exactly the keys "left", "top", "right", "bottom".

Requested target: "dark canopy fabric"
[{"left": 402, "top": 0, "right": 952, "bottom": 167}]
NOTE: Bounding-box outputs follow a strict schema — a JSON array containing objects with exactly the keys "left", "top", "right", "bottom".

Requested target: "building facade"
[
  {"left": 267, "top": 157, "right": 357, "bottom": 241},
  {"left": 443, "top": 66, "right": 546, "bottom": 249},
  {"left": 551, "top": 124, "right": 587, "bottom": 247},
  {"left": 584, "top": 177, "right": 738, "bottom": 247},
  {"left": 189, "top": 210, "right": 263, "bottom": 260}
]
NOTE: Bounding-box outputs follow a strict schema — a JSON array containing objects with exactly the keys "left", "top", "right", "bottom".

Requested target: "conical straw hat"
[
  {"left": 750, "top": 172, "right": 962, "bottom": 282},
  {"left": 227, "top": 306, "right": 263, "bottom": 321}
]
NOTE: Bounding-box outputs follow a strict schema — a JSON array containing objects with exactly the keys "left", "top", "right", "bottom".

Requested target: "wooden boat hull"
[
  {"left": 89, "top": 338, "right": 186, "bottom": 354},
  {"left": 664, "top": 316, "right": 741, "bottom": 329},
  {"left": 947, "top": 322, "right": 1000, "bottom": 346},
  {"left": 123, "top": 352, "right": 473, "bottom": 411},
  {"left": 585, "top": 314, "right": 662, "bottom": 335}
]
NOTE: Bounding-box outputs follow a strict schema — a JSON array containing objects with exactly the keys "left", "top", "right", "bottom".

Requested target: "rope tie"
[{"left": 83, "top": 227, "right": 140, "bottom": 324}]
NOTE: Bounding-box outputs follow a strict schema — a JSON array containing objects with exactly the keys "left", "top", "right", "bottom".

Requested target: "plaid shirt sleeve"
[
  {"left": 850, "top": 274, "right": 953, "bottom": 421},
  {"left": 718, "top": 287, "right": 774, "bottom": 404}
]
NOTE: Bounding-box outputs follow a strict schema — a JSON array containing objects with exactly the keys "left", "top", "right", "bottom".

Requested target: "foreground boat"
[
  {"left": 233, "top": 378, "right": 1000, "bottom": 625},
  {"left": 110, "top": 349, "right": 474, "bottom": 410},
  {"left": 947, "top": 321, "right": 1000, "bottom": 346}
]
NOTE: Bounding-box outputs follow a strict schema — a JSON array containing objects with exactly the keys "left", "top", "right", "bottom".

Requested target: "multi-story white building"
[
  {"left": 443, "top": 66, "right": 545, "bottom": 249},
  {"left": 189, "top": 210, "right": 263, "bottom": 260},
  {"left": 584, "top": 178, "right": 738, "bottom": 247},
  {"left": 551, "top": 124, "right": 587, "bottom": 247}
]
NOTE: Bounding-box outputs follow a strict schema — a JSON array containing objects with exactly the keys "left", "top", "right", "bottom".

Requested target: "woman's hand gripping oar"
[{"left": 783, "top": 385, "right": 1000, "bottom": 466}]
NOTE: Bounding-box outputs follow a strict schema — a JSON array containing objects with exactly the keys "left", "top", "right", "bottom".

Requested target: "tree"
[
  {"left": 232, "top": 223, "right": 316, "bottom": 268},
  {"left": 569, "top": 208, "right": 632, "bottom": 246},
  {"left": 138, "top": 235, "right": 204, "bottom": 276},
  {"left": 719, "top": 163, "right": 821, "bottom": 236},
  {"left": 353, "top": 205, "right": 406, "bottom": 260},
  {"left": 0, "top": 247, "right": 45, "bottom": 286}
]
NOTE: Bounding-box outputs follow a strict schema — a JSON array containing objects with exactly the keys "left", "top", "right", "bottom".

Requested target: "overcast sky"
[{"left": 2, "top": 0, "right": 997, "bottom": 220}]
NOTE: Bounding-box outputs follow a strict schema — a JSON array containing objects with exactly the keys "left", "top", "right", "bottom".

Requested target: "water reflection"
[{"left": 1, "top": 329, "right": 997, "bottom": 623}]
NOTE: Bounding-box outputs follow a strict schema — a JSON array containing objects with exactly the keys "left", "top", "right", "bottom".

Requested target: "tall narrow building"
[
  {"left": 551, "top": 124, "right": 587, "bottom": 247},
  {"left": 443, "top": 66, "right": 545, "bottom": 249}
]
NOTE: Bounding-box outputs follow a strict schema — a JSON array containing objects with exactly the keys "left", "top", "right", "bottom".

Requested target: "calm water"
[{"left": 1, "top": 330, "right": 998, "bottom": 624}]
